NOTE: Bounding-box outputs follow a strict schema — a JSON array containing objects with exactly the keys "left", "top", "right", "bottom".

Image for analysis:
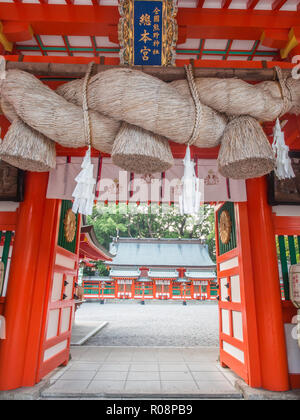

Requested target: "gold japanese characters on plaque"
[
  {"left": 63, "top": 208, "right": 77, "bottom": 243},
  {"left": 118, "top": 0, "right": 178, "bottom": 66},
  {"left": 219, "top": 210, "right": 232, "bottom": 245}
]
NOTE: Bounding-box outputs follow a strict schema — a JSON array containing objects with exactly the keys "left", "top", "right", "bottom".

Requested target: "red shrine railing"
[{"left": 82, "top": 278, "right": 218, "bottom": 301}]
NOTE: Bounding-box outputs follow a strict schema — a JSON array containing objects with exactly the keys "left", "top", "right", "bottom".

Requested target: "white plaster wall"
[
  {"left": 272, "top": 206, "right": 300, "bottom": 217},
  {"left": 0, "top": 202, "right": 19, "bottom": 212}
]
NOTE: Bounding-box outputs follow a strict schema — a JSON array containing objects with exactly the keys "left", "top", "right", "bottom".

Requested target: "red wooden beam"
[
  {"left": 1, "top": 5, "right": 300, "bottom": 40},
  {"left": 0, "top": 4, "right": 118, "bottom": 37},
  {"left": 2, "top": 21, "right": 33, "bottom": 43},
  {"left": 196, "top": 0, "right": 205, "bottom": 7},
  {"left": 247, "top": 0, "right": 260, "bottom": 8},
  {"left": 222, "top": 0, "right": 232, "bottom": 8},
  {"left": 272, "top": 0, "right": 288, "bottom": 10}
]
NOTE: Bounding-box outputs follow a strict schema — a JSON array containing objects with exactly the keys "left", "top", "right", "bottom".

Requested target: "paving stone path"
[
  {"left": 41, "top": 346, "right": 242, "bottom": 399},
  {"left": 75, "top": 301, "right": 219, "bottom": 347}
]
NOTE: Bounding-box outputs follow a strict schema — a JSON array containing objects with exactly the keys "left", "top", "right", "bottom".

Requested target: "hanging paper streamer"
[
  {"left": 272, "top": 118, "right": 295, "bottom": 180},
  {"left": 179, "top": 145, "right": 201, "bottom": 215},
  {"left": 72, "top": 146, "right": 96, "bottom": 215}
]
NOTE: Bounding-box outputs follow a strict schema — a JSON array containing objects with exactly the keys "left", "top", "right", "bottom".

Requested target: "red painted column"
[
  {"left": 22, "top": 198, "right": 60, "bottom": 386},
  {"left": 0, "top": 172, "right": 51, "bottom": 390},
  {"left": 246, "top": 177, "right": 289, "bottom": 391}
]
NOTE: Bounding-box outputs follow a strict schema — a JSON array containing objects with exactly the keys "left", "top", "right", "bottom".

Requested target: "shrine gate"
[{"left": 0, "top": 0, "right": 300, "bottom": 395}]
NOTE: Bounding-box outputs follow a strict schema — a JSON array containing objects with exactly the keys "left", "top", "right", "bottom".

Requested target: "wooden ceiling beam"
[
  {"left": 1, "top": 4, "right": 300, "bottom": 40},
  {"left": 3, "top": 60, "right": 293, "bottom": 81}
]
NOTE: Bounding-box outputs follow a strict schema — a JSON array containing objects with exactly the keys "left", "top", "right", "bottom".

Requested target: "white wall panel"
[
  {"left": 220, "top": 277, "right": 229, "bottom": 301},
  {"left": 43, "top": 340, "right": 68, "bottom": 362},
  {"left": 46, "top": 309, "right": 59, "bottom": 339},
  {"left": 232, "top": 311, "right": 243, "bottom": 342},
  {"left": 221, "top": 309, "right": 230, "bottom": 335},
  {"left": 60, "top": 307, "right": 71, "bottom": 334},
  {"left": 231, "top": 275, "right": 241, "bottom": 303},
  {"left": 51, "top": 272, "right": 63, "bottom": 302},
  {"left": 64, "top": 275, "right": 74, "bottom": 299},
  {"left": 219, "top": 256, "right": 238, "bottom": 272},
  {"left": 223, "top": 342, "right": 245, "bottom": 363},
  {"left": 55, "top": 253, "right": 75, "bottom": 269}
]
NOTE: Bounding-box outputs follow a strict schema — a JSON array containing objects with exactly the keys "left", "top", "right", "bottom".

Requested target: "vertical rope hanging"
[
  {"left": 72, "top": 62, "right": 97, "bottom": 216},
  {"left": 179, "top": 65, "right": 202, "bottom": 215}
]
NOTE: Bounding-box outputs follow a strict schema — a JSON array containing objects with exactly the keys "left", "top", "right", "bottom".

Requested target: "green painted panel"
[
  {"left": 288, "top": 236, "right": 297, "bottom": 265},
  {"left": 278, "top": 235, "right": 290, "bottom": 301},
  {"left": 2, "top": 231, "right": 12, "bottom": 277}
]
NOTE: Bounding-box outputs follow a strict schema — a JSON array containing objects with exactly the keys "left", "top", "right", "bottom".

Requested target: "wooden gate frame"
[{"left": 215, "top": 202, "right": 261, "bottom": 387}]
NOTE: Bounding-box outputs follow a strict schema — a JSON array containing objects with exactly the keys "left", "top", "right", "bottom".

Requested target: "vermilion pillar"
[
  {"left": 0, "top": 172, "right": 54, "bottom": 390},
  {"left": 246, "top": 177, "right": 289, "bottom": 391}
]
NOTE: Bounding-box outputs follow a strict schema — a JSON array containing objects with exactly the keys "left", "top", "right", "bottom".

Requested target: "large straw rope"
[
  {"left": 0, "top": 66, "right": 298, "bottom": 177},
  {"left": 1, "top": 69, "right": 118, "bottom": 154}
]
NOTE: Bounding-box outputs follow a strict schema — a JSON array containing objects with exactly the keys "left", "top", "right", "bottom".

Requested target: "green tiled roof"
[{"left": 109, "top": 238, "right": 216, "bottom": 269}]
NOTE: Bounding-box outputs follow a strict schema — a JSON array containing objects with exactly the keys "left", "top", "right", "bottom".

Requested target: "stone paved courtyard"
[{"left": 75, "top": 300, "right": 219, "bottom": 347}]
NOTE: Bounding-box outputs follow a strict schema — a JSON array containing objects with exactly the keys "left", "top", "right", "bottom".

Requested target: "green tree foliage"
[{"left": 86, "top": 203, "right": 216, "bottom": 262}]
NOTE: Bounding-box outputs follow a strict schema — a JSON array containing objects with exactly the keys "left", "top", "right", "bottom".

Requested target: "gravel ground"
[{"left": 75, "top": 300, "right": 219, "bottom": 347}]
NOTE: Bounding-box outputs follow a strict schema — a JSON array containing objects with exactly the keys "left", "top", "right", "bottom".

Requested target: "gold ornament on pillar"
[
  {"left": 219, "top": 210, "right": 232, "bottom": 245},
  {"left": 63, "top": 208, "right": 76, "bottom": 243}
]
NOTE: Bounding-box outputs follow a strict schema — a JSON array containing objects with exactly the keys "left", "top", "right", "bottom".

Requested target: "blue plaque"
[
  {"left": 119, "top": 0, "right": 177, "bottom": 66},
  {"left": 133, "top": 1, "right": 163, "bottom": 66}
]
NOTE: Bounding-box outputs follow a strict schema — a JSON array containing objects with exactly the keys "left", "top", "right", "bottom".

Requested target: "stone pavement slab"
[
  {"left": 40, "top": 346, "right": 243, "bottom": 399},
  {"left": 1, "top": 346, "right": 299, "bottom": 400}
]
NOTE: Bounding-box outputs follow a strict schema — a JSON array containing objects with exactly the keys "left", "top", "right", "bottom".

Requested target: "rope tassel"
[{"left": 272, "top": 118, "right": 295, "bottom": 180}]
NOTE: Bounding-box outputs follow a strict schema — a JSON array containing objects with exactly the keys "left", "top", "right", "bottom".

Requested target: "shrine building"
[{"left": 83, "top": 238, "right": 217, "bottom": 301}]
